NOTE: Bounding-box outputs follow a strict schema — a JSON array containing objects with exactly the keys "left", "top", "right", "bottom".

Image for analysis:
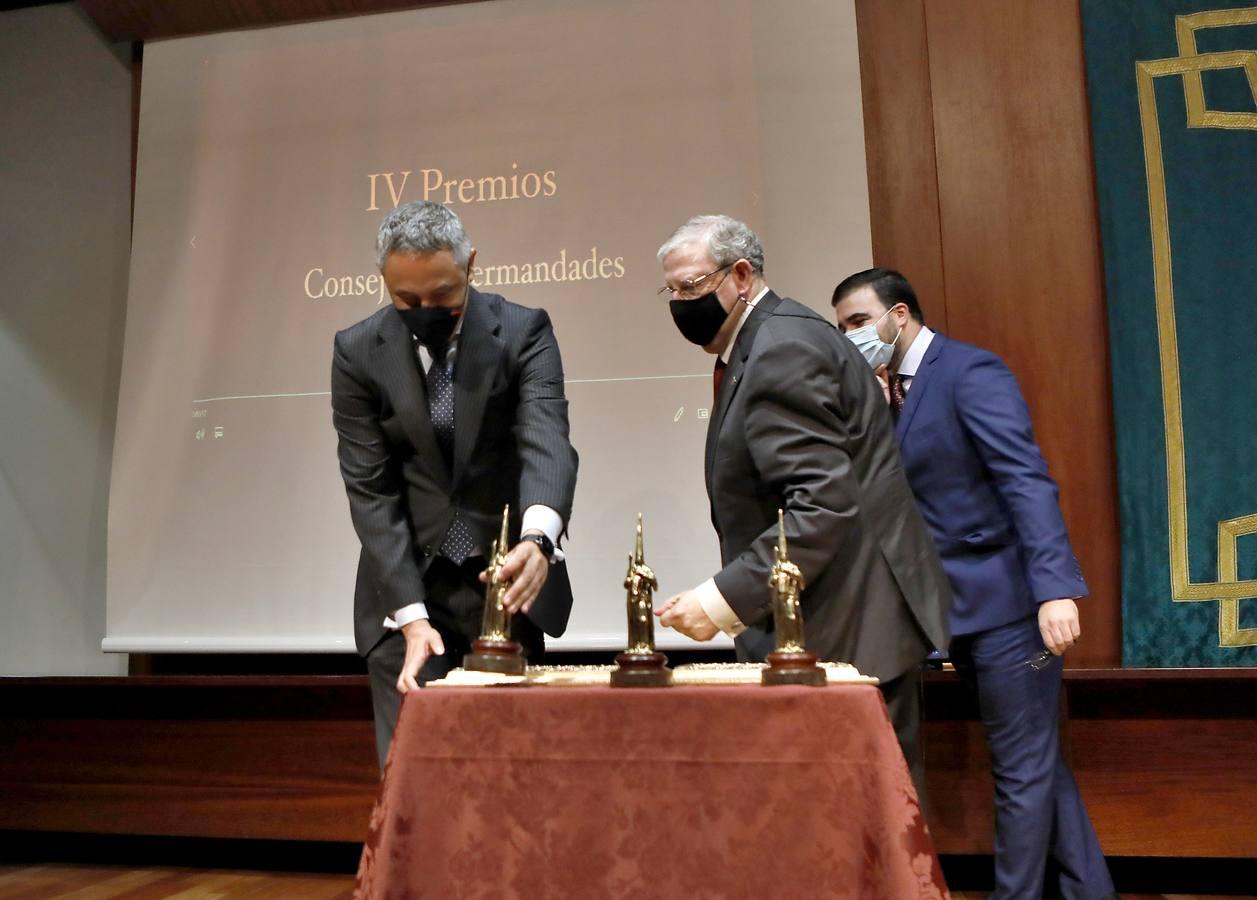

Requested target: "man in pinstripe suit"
[{"left": 332, "top": 201, "right": 578, "bottom": 769}]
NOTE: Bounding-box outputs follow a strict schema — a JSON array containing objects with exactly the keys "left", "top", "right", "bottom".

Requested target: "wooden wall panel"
[
  {"left": 921, "top": 0, "right": 1120, "bottom": 667},
  {"left": 853, "top": 0, "right": 949, "bottom": 331},
  {"left": 0, "top": 678, "right": 378, "bottom": 843},
  {"left": 1070, "top": 718, "right": 1257, "bottom": 858},
  {"left": 857, "top": 0, "right": 1122, "bottom": 666},
  {"left": 921, "top": 669, "right": 1257, "bottom": 858},
  {"left": 1064, "top": 669, "right": 1257, "bottom": 859},
  {"left": 922, "top": 719, "right": 994, "bottom": 854},
  {"left": 5, "top": 674, "right": 1256, "bottom": 858}
]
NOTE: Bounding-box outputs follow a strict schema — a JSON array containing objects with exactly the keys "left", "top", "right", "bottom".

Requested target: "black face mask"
[
  {"left": 397, "top": 305, "right": 459, "bottom": 358},
  {"left": 669, "top": 291, "right": 732, "bottom": 346},
  {"left": 395, "top": 262, "right": 472, "bottom": 357}
]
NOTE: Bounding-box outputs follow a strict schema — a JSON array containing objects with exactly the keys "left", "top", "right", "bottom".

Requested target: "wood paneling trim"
[{"left": 77, "top": 0, "right": 475, "bottom": 42}]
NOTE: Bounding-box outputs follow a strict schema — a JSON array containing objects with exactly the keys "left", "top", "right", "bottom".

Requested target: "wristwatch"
[{"left": 520, "top": 531, "right": 556, "bottom": 562}]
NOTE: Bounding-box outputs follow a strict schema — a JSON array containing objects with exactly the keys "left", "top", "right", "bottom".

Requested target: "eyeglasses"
[
  {"left": 1028, "top": 650, "right": 1055, "bottom": 671},
  {"left": 657, "top": 262, "right": 735, "bottom": 301}
]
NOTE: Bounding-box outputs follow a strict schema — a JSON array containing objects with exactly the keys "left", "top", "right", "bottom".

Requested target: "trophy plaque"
[
  {"left": 610, "top": 514, "right": 672, "bottom": 687},
  {"left": 762, "top": 509, "right": 826, "bottom": 687},
  {"left": 463, "top": 505, "right": 527, "bottom": 676}
]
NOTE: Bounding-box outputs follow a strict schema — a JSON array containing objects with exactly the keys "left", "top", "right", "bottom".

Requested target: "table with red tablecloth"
[{"left": 356, "top": 684, "right": 948, "bottom": 899}]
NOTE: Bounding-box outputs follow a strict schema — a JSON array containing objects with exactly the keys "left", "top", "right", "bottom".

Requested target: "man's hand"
[
  {"left": 873, "top": 364, "right": 891, "bottom": 405},
  {"left": 480, "top": 533, "right": 550, "bottom": 615},
  {"left": 397, "top": 618, "right": 445, "bottom": 694},
  {"left": 656, "top": 588, "right": 719, "bottom": 641},
  {"left": 1039, "top": 598, "right": 1081, "bottom": 655}
]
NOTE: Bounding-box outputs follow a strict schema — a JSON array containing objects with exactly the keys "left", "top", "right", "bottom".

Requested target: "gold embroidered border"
[
  {"left": 1218, "top": 515, "right": 1257, "bottom": 645},
  {"left": 1175, "top": 7, "right": 1257, "bottom": 127},
  {"left": 1135, "top": 21, "right": 1257, "bottom": 646}
]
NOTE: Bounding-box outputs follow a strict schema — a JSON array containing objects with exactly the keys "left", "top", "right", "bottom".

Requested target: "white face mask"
[{"left": 845, "top": 308, "right": 901, "bottom": 370}]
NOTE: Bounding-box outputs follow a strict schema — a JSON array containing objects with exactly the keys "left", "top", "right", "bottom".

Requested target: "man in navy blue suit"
[{"left": 833, "top": 269, "right": 1115, "bottom": 900}]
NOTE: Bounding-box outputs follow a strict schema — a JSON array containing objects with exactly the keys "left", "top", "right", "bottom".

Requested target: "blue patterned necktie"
[{"left": 426, "top": 350, "right": 476, "bottom": 564}]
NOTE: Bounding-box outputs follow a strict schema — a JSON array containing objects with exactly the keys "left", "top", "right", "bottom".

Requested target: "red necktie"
[
  {"left": 889, "top": 372, "right": 906, "bottom": 415},
  {"left": 713, "top": 358, "right": 728, "bottom": 404}
]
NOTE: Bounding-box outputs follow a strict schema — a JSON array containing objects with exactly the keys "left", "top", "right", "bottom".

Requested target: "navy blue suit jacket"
[{"left": 895, "top": 333, "right": 1087, "bottom": 638}]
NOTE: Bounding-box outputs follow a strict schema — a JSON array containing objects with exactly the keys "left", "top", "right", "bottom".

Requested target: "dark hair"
[{"left": 830, "top": 267, "right": 925, "bottom": 325}]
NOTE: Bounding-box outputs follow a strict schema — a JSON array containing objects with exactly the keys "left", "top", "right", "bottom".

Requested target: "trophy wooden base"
[
  {"left": 463, "top": 638, "right": 526, "bottom": 676},
  {"left": 762, "top": 650, "right": 827, "bottom": 687},
  {"left": 610, "top": 651, "right": 673, "bottom": 687}
]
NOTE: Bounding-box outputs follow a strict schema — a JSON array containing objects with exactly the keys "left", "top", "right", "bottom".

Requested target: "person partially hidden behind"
[
  {"left": 332, "top": 201, "right": 578, "bottom": 770},
  {"left": 654, "top": 215, "right": 952, "bottom": 800},
  {"left": 833, "top": 268, "right": 1116, "bottom": 900}
]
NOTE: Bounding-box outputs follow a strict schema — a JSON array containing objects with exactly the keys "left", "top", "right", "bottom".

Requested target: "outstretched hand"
[
  {"left": 656, "top": 588, "right": 719, "bottom": 641},
  {"left": 397, "top": 619, "right": 445, "bottom": 694}
]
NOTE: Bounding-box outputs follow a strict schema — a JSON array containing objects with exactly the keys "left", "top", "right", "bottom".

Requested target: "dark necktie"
[
  {"left": 889, "top": 372, "right": 907, "bottom": 416},
  {"left": 426, "top": 350, "right": 475, "bottom": 564},
  {"left": 713, "top": 357, "right": 728, "bottom": 404},
  {"left": 427, "top": 350, "right": 456, "bottom": 465}
]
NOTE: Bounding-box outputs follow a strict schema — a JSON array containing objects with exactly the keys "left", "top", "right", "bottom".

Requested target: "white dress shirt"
[{"left": 894, "top": 326, "right": 935, "bottom": 389}]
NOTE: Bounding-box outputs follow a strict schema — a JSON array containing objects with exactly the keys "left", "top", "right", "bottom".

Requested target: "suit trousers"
[
  {"left": 365, "top": 555, "right": 544, "bottom": 772},
  {"left": 880, "top": 668, "right": 926, "bottom": 810},
  {"left": 950, "top": 614, "right": 1113, "bottom": 900}
]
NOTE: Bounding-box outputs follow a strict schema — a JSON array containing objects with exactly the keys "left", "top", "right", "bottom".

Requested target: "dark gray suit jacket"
[
  {"left": 331, "top": 288, "right": 578, "bottom": 657},
  {"left": 706, "top": 292, "right": 951, "bottom": 682}
]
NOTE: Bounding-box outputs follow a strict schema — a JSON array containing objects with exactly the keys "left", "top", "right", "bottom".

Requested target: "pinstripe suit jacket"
[{"left": 331, "top": 288, "right": 578, "bottom": 656}]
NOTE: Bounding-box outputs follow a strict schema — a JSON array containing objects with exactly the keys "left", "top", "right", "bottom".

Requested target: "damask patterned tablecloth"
[{"left": 356, "top": 685, "right": 949, "bottom": 899}]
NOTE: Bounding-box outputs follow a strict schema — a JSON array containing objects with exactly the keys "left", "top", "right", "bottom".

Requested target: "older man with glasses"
[{"left": 652, "top": 214, "right": 952, "bottom": 799}]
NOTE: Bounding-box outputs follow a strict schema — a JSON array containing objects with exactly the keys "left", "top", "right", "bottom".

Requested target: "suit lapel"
[
  {"left": 895, "top": 332, "right": 946, "bottom": 442},
  {"left": 374, "top": 308, "right": 450, "bottom": 485},
  {"left": 704, "top": 291, "right": 782, "bottom": 490},
  {"left": 452, "top": 289, "right": 504, "bottom": 488}
]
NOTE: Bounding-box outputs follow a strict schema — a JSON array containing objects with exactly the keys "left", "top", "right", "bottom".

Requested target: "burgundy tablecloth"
[{"left": 357, "top": 685, "right": 948, "bottom": 899}]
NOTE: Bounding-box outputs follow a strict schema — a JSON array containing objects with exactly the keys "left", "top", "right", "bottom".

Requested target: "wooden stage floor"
[{"left": 1, "top": 864, "right": 1254, "bottom": 900}]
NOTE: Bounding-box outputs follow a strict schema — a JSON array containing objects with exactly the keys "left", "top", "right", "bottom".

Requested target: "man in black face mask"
[
  {"left": 654, "top": 215, "right": 951, "bottom": 800},
  {"left": 332, "top": 201, "right": 578, "bottom": 769}
]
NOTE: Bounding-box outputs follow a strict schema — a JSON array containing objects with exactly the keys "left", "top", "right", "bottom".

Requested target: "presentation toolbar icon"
[
  {"left": 195, "top": 428, "right": 206, "bottom": 440},
  {"left": 213, "top": 426, "right": 225, "bottom": 439}
]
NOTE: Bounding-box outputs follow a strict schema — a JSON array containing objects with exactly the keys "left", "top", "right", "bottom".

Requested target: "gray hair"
[
  {"left": 375, "top": 201, "right": 472, "bottom": 269},
  {"left": 656, "top": 214, "right": 765, "bottom": 274}
]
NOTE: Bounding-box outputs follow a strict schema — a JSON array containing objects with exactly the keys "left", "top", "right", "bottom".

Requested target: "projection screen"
[{"left": 105, "top": 0, "right": 872, "bottom": 652}]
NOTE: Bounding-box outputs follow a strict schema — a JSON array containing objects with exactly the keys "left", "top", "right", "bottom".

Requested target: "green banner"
[{"left": 1082, "top": 0, "right": 1257, "bottom": 665}]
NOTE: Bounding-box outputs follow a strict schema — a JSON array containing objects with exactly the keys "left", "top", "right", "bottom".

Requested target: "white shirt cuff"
[
  {"left": 385, "top": 602, "right": 429, "bottom": 630},
  {"left": 522, "top": 504, "right": 566, "bottom": 562},
  {"left": 695, "top": 577, "right": 746, "bottom": 637}
]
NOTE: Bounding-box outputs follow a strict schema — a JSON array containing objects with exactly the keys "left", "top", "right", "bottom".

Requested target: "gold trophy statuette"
[
  {"left": 762, "top": 508, "right": 826, "bottom": 686},
  {"left": 462, "top": 505, "right": 527, "bottom": 676},
  {"left": 610, "top": 514, "right": 672, "bottom": 687}
]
